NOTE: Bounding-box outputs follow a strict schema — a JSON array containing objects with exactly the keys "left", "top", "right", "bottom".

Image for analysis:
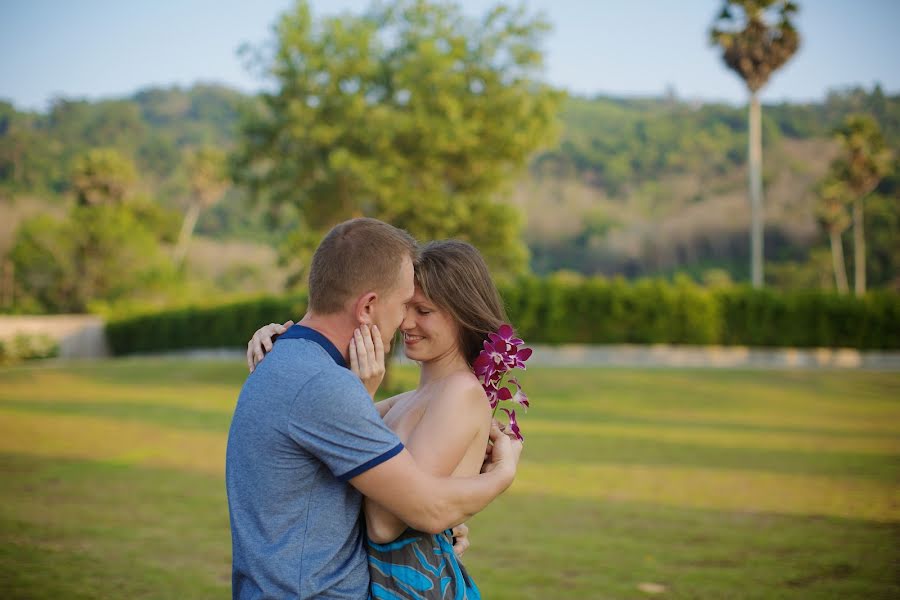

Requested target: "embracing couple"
[{"left": 226, "top": 217, "right": 526, "bottom": 599}]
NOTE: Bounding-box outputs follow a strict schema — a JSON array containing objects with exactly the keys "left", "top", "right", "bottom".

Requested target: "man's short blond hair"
[{"left": 307, "top": 218, "right": 418, "bottom": 314}]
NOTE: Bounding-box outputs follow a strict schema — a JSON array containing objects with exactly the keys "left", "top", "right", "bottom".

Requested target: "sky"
[{"left": 1, "top": 0, "right": 898, "bottom": 112}]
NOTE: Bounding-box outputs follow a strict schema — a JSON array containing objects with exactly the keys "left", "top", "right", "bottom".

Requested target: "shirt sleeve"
[{"left": 287, "top": 368, "right": 404, "bottom": 482}]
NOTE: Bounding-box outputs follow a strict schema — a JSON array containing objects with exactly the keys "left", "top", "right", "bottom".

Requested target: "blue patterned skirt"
[{"left": 366, "top": 528, "right": 481, "bottom": 600}]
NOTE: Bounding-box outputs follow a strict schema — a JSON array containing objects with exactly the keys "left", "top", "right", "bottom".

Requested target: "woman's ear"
[{"left": 354, "top": 292, "right": 378, "bottom": 324}]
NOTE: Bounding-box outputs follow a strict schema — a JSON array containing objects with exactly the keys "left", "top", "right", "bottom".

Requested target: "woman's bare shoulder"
[
  {"left": 387, "top": 389, "right": 417, "bottom": 402},
  {"left": 378, "top": 389, "right": 416, "bottom": 418},
  {"left": 432, "top": 370, "right": 490, "bottom": 416},
  {"left": 439, "top": 369, "right": 483, "bottom": 392}
]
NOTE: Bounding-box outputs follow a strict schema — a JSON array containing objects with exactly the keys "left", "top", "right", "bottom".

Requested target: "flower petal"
[
  {"left": 499, "top": 407, "right": 524, "bottom": 442},
  {"left": 483, "top": 382, "right": 500, "bottom": 409},
  {"left": 508, "top": 377, "right": 529, "bottom": 410}
]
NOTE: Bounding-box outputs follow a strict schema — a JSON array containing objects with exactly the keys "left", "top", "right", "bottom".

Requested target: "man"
[{"left": 226, "top": 218, "right": 522, "bottom": 599}]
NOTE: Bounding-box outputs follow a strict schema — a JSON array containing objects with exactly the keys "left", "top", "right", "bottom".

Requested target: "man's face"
[{"left": 369, "top": 254, "right": 415, "bottom": 352}]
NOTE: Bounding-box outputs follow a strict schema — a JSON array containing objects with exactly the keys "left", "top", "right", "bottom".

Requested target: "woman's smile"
[{"left": 404, "top": 333, "right": 424, "bottom": 346}]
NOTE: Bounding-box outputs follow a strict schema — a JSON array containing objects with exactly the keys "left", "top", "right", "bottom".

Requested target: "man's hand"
[
  {"left": 451, "top": 523, "right": 470, "bottom": 559},
  {"left": 247, "top": 320, "right": 294, "bottom": 372},
  {"left": 480, "top": 420, "right": 523, "bottom": 486},
  {"left": 349, "top": 324, "right": 385, "bottom": 398}
]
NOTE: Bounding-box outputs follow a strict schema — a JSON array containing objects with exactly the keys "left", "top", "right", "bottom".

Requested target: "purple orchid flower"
[
  {"left": 507, "top": 377, "right": 529, "bottom": 410},
  {"left": 483, "top": 333, "right": 532, "bottom": 372},
  {"left": 510, "top": 346, "right": 533, "bottom": 370},
  {"left": 483, "top": 380, "right": 512, "bottom": 409},
  {"left": 488, "top": 324, "right": 524, "bottom": 350},
  {"left": 474, "top": 324, "right": 532, "bottom": 439},
  {"left": 499, "top": 407, "right": 524, "bottom": 442},
  {"left": 483, "top": 338, "right": 509, "bottom": 368},
  {"left": 472, "top": 352, "right": 496, "bottom": 386}
]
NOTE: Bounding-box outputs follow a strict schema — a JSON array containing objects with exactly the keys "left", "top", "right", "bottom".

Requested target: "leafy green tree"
[
  {"left": 10, "top": 205, "right": 174, "bottom": 313},
  {"left": 0, "top": 102, "right": 59, "bottom": 192},
  {"left": 831, "top": 115, "right": 893, "bottom": 295},
  {"left": 70, "top": 148, "right": 138, "bottom": 206},
  {"left": 0, "top": 103, "right": 31, "bottom": 187},
  {"left": 9, "top": 147, "right": 181, "bottom": 313},
  {"left": 234, "top": 0, "right": 561, "bottom": 282},
  {"left": 710, "top": 0, "right": 800, "bottom": 288}
]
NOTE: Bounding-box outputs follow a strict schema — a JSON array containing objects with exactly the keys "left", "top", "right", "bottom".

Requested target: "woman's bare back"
[{"left": 382, "top": 371, "right": 490, "bottom": 479}]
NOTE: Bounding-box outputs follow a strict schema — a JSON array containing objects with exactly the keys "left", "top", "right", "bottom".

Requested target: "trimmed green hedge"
[
  {"left": 105, "top": 280, "right": 900, "bottom": 355},
  {"left": 106, "top": 294, "right": 308, "bottom": 355}
]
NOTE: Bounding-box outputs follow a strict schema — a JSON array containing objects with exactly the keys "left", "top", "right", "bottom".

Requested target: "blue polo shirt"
[{"left": 226, "top": 325, "right": 404, "bottom": 599}]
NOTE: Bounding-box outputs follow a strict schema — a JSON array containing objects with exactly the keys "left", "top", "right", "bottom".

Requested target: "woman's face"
[{"left": 399, "top": 287, "right": 461, "bottom": 363}]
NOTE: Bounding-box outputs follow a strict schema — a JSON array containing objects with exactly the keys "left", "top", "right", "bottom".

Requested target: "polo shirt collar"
[{"left": 277, "top": 324, "right": 348, "bottom": 369}]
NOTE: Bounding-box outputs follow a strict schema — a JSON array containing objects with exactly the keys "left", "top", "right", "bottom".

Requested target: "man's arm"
[
  {"left": 363, "top": 381, "right": 489, "bottom": 542},
  {"left": 349, "top": 421, "right": 521, "bottom": 535}
]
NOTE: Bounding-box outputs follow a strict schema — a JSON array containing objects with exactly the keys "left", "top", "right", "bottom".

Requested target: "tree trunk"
[
  {"left": 1, "top": 260, "right": 13, "bottom": 309},
  {"left": 829, "top": 229, "right": 849, "bottom": 294},
  {"left": 853, "top": 197, "right": 866, "bottom": 295},
  {"left": 174, "top": 202, "right": 201, "bottom": 267},
  {"left": 748, "top": 92, "right": 764, "bottom": 288}
]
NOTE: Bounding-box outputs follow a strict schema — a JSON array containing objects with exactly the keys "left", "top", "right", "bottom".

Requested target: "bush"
[
  {"left": 106, "top": 294, "right": 308, "bottom": 355},
  {"left": 0, "top": 333, "right": 60, "bottom": 363},
  {"left": 712, "top": 287, "right": 900, "bottom": 349},
  {"left": 103, "top": 280, "right": 900, "bottom": 355},
  {"left": 499, "top": 275, "right": 721, "bottom": 345}
]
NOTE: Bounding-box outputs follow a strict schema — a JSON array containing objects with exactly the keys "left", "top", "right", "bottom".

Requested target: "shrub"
[
  {"left": 103, "top": 281, "right": 900, "bottom": 355},
  {"left": 106, "top": 294, "right": 307, "bottom": 355},
  {"left": 0, "top": 332, "right": 60, "bottom": 363}
]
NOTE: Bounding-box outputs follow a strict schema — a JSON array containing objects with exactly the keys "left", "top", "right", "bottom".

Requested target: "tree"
[
  {"left": 234, "top": 0, "right": 562, "bottom": 282},
  {"left": 10, "top": 206, "right": 173, "bottom": 313},
  {"left": 173, "top": 146, "right": 230, "bottom": 267},
  {"left": 70, "top": 148, "right": 138, "bottom": 206},
  {"left": 831, "top": 115, "right": 893, "bottom": 295},
  {"left": 815, "top": 176, "right": 851, "bottom": 293},
  {"left": 9, "top": 146, "right": 181, "bottom": 313},
  {"left": 710, "top": 0, "right": 799, "bottom": 288}
]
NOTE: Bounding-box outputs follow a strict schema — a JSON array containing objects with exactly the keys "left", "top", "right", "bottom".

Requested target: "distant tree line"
[
  {"left": 0, "top": 0, "right": 896, "bottom": 316},
  {"left": 3, "top": 83, "right": 895, "bottom": 236}
]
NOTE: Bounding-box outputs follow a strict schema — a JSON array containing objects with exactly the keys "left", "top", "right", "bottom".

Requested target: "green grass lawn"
[{"left": 1, "top": 359, "right": 898, "bottom": 599}]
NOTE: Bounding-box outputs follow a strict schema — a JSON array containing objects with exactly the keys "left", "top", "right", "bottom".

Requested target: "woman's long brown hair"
[{"left": 414, "top": 240, "right": 509, "bottom": 365}]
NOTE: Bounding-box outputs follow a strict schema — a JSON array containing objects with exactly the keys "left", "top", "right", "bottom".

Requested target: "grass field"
[{"left": 1, "top": 359, "right": 898, "bottom": 599}]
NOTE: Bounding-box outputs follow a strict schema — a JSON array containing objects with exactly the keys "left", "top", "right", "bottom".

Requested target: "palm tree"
[
  {"left": 832, "top": 115, "right": 893, "bottom": 295},
  {"left": 174, "top": 146, "right": 230, "bottom": 267},
  {"left": 815, "top": 177, "right": 851, "bottom": 294},
  {"left": 710, "top": 1, "right": 799, "bottom": 288}
]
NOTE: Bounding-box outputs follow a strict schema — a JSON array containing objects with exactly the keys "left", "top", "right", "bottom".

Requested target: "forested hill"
[
  {"left": 0, "top": 85, "right": 244, "bottom": 199},
  {"left": 1, "top": 84, "right": 897, "bottom": 285}
]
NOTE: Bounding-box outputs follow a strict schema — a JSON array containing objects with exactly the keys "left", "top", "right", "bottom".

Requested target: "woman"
[{"left": 247, "top": 240, "right": 514, "bottom": 600}]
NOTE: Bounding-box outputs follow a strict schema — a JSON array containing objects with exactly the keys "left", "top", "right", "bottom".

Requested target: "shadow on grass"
[
  {"left": 520, "top": 431, "right": 900, "bottom": 481},
  {"left": 3, "top": 397, "right": 896, "bottom": 484},
  {"left": 1, "top": 453, "right": 231, "bottom": 600},
  {"left": 467, "top": 491, "right": 900, "bottom": 599},
  {"left": 0, "top": 399, "right": 233, "bottom": 433},
  {"left": 3, "top": 453, "right": 900, "bottom": 600}
]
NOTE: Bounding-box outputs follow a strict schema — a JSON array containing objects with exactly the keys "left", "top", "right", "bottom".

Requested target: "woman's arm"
[
  {"left": 363, "top": 378, "right": 491, "bottom": 543},
  {"left": 246, "top": 320, "right": 294, "bottom": 372}
]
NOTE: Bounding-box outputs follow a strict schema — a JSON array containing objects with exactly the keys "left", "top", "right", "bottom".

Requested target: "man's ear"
[{"left": 353, "top": 292, "right": 378, "bottom": 324}]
